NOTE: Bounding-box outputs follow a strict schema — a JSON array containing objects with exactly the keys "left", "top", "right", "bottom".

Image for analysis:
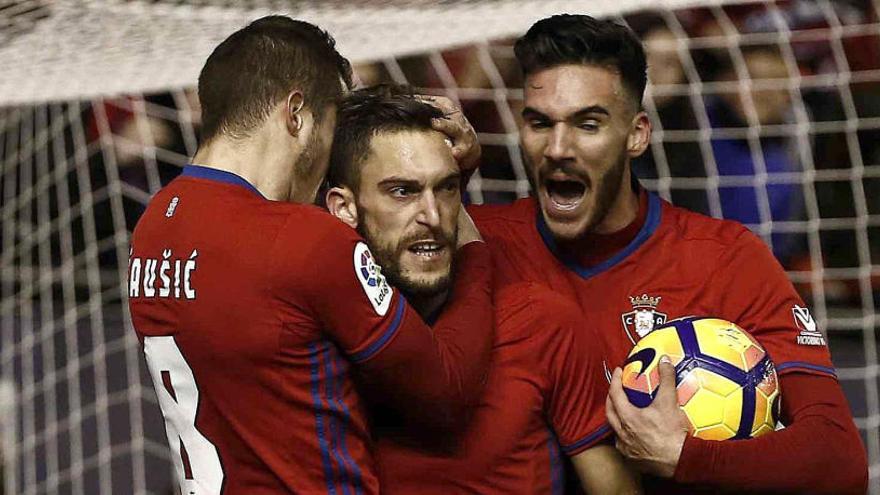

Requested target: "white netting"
[{"left": 1, "top": 0, "right": 878, "bottom": 494}]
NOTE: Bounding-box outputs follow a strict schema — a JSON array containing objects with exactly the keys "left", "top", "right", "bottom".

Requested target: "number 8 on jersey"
[{"left": 144, "top": 336, "right": 225, "bottom": 494}]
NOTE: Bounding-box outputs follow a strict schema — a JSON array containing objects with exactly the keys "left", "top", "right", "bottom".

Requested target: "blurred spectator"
[
  {"left": 707, "top": 45, "right": 804, "bottom": 261},
  {"left": 631, "top": 19, "right": 711, "bottom": 214}
]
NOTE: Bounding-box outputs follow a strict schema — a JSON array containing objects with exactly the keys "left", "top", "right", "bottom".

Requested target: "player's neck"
[
  {"left": 593, "top": 168, "right": 641, "bottom": 234},
  {"left": 191, "top": 133, "right": 297, "bottom": 202},
  {"left": 407, "top": 290, "right": 449, "bottom": 324},
  {"left": 558, "top": 187, "right": 647, "bottom": 269}
]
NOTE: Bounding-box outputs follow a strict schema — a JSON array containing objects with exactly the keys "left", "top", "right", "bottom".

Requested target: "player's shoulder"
[
  {"left": 467, "top": 197, "right": 536, "bottom": 228},
  {"left": 659, "top": 198, "right": 756, "bottom": 250},
  {"left": 273, "top": 203, "right": 361, "bottom": 243}
]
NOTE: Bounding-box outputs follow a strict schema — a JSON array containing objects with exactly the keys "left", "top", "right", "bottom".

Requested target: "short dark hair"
[
  {"left": 197, "top": 15, "right": 353, "bottom": 143},
  {"left": 328, "top": 84, "right": 444, "bottom": 192},
  {"left": 514, "top": 14, "right": 648, "bottom": 107}
]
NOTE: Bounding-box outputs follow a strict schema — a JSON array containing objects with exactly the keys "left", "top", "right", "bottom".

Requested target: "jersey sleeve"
[
  {"left": 530, "top": 287, "right": 612, "bottom": 456},
  {"left": 273, "top": 211, "right": 495, "bottom": 429},
  {"left": 278, "top": 214, "right": 406, "bottom": 360},
  {"left": 708, "top": 229, "right": 836, "bottom": 378}
]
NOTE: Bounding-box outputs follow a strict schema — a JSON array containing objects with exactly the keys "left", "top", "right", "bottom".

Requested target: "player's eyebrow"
[
  {"left": 522, "top": 105, "right": 610, "bottom": 121},
  {"left": 378, "top": 177, "right": 423, "bottom": 188},
  {"left": 436, "top": 170, "right": 461, "bottom": 186},
  {"left": 570, "top": 105, "right": 610, "bottom": 119},
  {"left": 522, "top": 107, "right": 549, "bottom": 120}
]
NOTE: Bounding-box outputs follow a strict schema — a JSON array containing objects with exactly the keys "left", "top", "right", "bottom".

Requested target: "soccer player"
[
  {"left": 466, "top": 14, "right": 867, "bottom": 494},
  {"left": 128, "top": 17, "right": 495, "bottom": 494},
  {"left": 325, "top": 84, "right": 640, "bottom": 495}
]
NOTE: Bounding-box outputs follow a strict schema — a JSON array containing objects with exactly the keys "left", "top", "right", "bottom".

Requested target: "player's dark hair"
[
  {"left": 328, "top": 84, "right": 444, "bottom": 192},
  {"left": 514, "top": 14, "right": 648, "bottom": 107},
  {"left": 197, "top": 15, "right": 353, "bottom": 143}
]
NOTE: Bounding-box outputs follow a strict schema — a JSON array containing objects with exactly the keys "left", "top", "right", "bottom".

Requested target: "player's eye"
[
  {"left": 527, "top": 118, "right": 551, "bottom": 130},
  {"left": 388, "top": 186, "right": 414, "bottom": 198},
  {"left": 439, "top": 180, "right": 459, "bottom": 193},
  {"left": 577, "top": 120, "right": 600, "bottom": 132}
]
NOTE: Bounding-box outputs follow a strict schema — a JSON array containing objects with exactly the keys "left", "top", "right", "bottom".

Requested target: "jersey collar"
[
  {"left": 181, "top": 164, "right": 266, "bottom": 199},
  {"left": 536, "top": 192, "right": 663, "bottom": 279}
]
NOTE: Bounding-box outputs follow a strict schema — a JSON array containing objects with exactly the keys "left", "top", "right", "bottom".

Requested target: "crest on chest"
[{"left": 621, "top": 293, "right": 667, "bottom": 344}]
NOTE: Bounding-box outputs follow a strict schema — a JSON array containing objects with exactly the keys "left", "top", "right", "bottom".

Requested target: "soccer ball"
[{"left": 621, "top": 316, "right": 781, "bottom": 440}]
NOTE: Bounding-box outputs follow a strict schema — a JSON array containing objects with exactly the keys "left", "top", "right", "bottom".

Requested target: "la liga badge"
[{"left": 354, "top": 242, "right": 392, "bottom": 316}]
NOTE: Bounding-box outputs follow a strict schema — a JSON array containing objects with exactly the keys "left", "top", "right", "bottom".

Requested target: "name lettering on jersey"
[
  {"left": 129, "top": 248, "right": 198, "bottom": 300},
  {"left": 165, "top": 196, "right": 180, "bottom": 217},
  {"left": 621, "top": 293, "right": 667, "bottom": 344},
  {"left": 792, "top": 305, "right": 826, "bottom": 346},
  {"left": 353, "top": 242, "right": 392, "bottom": 316}
]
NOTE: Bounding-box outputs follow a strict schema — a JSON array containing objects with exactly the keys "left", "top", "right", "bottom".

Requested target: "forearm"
[
  {"left": 673, "top": 373, "right": 867, "bottom": 494},
  {"left": 574, "top": 445, "right": 642, "bottom": 495}
]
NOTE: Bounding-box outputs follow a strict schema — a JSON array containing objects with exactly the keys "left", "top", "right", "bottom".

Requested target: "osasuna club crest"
[{"left": 621, "top": 293, "right": 667, "bottom": 344}]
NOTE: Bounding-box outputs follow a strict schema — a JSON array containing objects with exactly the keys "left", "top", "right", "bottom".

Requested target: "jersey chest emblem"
[{"left": 621, "top": 293, "right": 667, "bottom": 344}]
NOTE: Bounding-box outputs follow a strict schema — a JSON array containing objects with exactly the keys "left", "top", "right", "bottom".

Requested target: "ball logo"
[{"left": 354, "top": 242, "right": 392, "bottom": 316}]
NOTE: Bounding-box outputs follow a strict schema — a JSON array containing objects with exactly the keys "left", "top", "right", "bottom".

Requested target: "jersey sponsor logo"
[
  {"left": 354, "top": 242, "right": 392, "bottom": 316},
  {"left": 129, "top": 248, "right": 198, "bottom": 300},
  {"left": 165, "top": 196, "right": 180, "bottom": 217},
  {"left": 792, "top": 305, "right": 826, "bottom": 346},
  {"left": 621, "top": 293, "right": 667, "bottom": 344}
]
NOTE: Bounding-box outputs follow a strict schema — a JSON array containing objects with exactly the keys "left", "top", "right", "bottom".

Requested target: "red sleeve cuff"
[
  {"left": 561, "top": 424, "right": 613, "bottom": 456},
  {"left": 348, "top": 295, "right": 407, "bottom": 363}
]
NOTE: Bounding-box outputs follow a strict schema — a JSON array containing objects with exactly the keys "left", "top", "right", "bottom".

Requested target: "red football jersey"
[
  {"left": 129, "top": 165, "right": 492, "bottom": 494},
  {"left": 375, "top": 283, "right": 610, "bottom": 495},
  {"left": 468, "top": 193, "right": 835, "bottom": 380},
  {"left": 469, "top": 193, "right": 837, "bottom": 493}
]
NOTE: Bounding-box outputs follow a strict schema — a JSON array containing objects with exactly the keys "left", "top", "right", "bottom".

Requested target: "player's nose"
[
  {"left": 416, "top": 192, "right": 441, "bottom": 228},
  {"left": 544, "top": 123, "right": 574, "bottom": 162}
]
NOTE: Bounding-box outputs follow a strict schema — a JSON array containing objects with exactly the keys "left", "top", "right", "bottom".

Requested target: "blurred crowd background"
[{"left": 80, "top": 0, "right": 880, "bottom": 306}]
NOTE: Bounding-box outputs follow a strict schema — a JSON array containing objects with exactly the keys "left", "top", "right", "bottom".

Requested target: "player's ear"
[
  {"left": 626, "top": 110, "right": 651, "bottom": 158},
  {"left": 285, "top": 90, "right": 306, "bottom": 137},
  {"left": 325, "top": 186, "right": 359, "bottom": 229}
]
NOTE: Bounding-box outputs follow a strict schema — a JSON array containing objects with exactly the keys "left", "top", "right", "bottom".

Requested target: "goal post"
[{"left": 1, "top": 1, "right": 878, "bottom": 493}]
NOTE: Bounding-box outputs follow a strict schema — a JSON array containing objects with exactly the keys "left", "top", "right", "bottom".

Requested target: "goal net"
[{"left": 1, "top": 0, "right": 878, "bottom": 493}]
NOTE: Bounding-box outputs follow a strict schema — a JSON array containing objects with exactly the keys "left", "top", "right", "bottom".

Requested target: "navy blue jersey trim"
[
  {"left": 308, "top": 342, "right": 338, "bottom": 494},
  {"left": 349, "top": 295, "right": 406, "bottom": 363},
  {"left": 181, "top": 164, "right": 266, "bottom": 199},
  {"left": 546, "top": 428, "right": 564, "bottom": 495},
  {"left": 776, "top": 361, "right": 837, "bottom": 378},
  {"left": 536, "top": 193, "right": 663, "bottom": 279},
  {"left": 560, "top": 424, "right": 613, "bottom": 455}
]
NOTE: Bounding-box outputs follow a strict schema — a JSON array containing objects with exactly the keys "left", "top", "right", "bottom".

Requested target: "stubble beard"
[
  {"left": 292, "top": 125, "right": 323, "bottom": 203},
  {"left": 581, "top": 148, "right": 628, "bottom": 235},
  {"left": 356, "top": 209, "right": 456, "bottom": 299}
]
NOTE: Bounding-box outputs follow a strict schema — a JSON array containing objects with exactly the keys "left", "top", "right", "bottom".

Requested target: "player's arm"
[
  {"left": 572, "top": 445, "right": 641, "bottom": 495},
  {"left": 281, "top": 212, "right": 493, "bottom": 431},
  {"left": 530, "top": 286, "right": 641, "bottom": 494},
  {"left": 607, "top": 230, "right": 867, "bottom": 493},
  {"left": 674, "top": 372, "right": 866, "bottom": 494},
  {"left": 672, "top": 230, "right": 867, "bottom": 493}
]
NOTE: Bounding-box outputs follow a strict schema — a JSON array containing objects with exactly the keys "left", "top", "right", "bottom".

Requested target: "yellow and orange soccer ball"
[{"left": 621, "top": 317, "right": 781, "bottom": 440}]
